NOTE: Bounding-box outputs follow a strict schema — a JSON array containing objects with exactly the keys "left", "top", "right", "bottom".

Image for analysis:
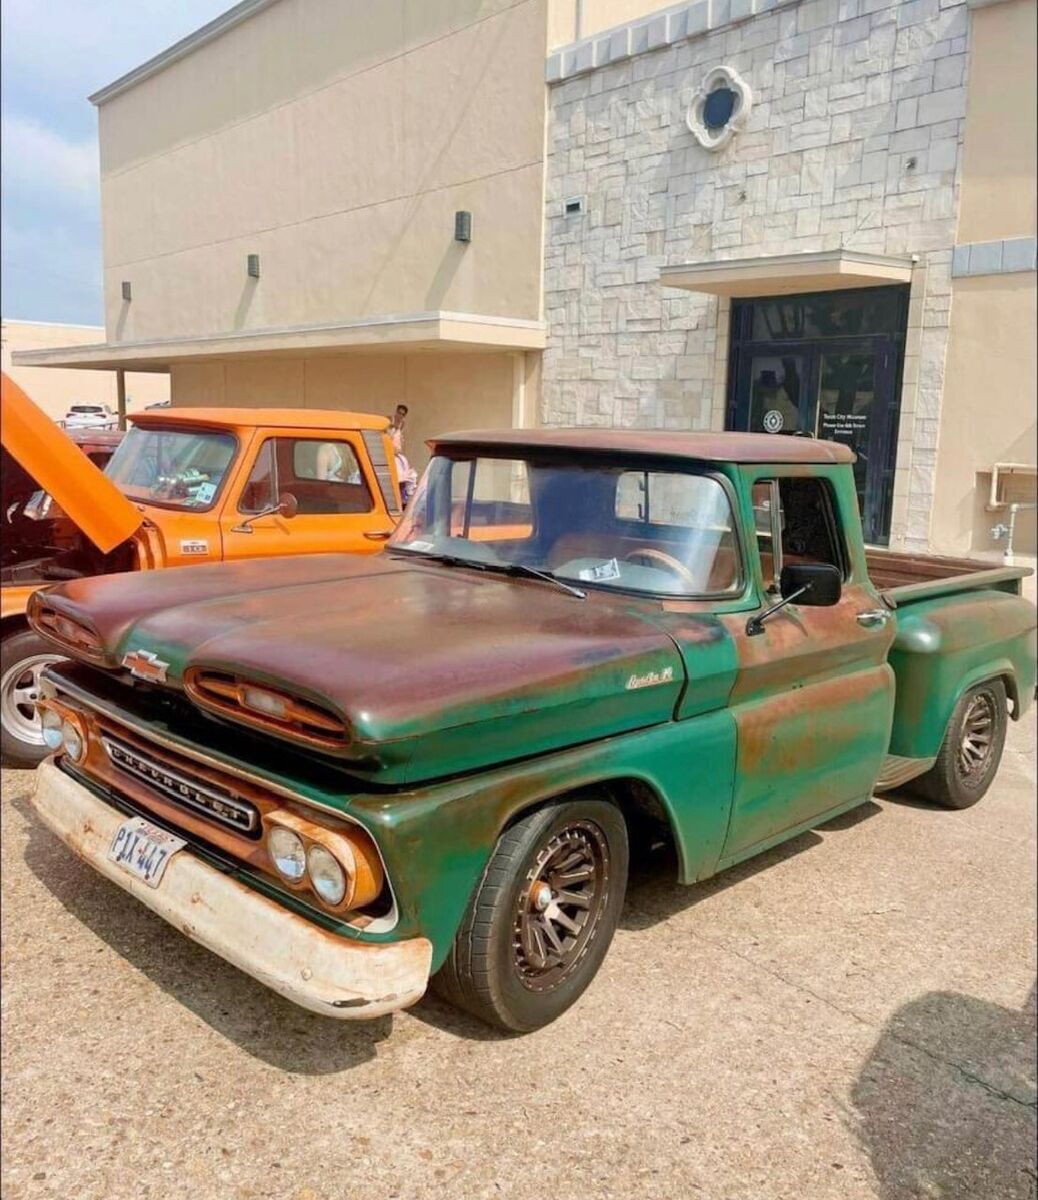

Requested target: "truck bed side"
[{"left": 867, "top": 547, "right": 1027, "bottom": 603}]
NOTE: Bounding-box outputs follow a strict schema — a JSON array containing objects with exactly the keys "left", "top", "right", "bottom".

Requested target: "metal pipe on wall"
[{"left": 116, "top": 369, "right": 127, "bottom": 431}]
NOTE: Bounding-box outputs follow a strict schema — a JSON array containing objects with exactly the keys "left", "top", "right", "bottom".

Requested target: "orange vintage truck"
[{"left": 1, "top": 373, "right": 400, "bottom": 765}]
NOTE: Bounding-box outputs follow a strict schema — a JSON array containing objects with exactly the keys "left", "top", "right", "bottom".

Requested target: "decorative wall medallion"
[{"left": 686, "top": 66, "right": 753, "bottom": 151}]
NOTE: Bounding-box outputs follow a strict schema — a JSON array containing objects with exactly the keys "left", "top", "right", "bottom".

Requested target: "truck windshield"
[
  {"left": 389, "top": 453, "right": 741, "bottom": 598},
  {"left": 105, "top": 426, "right": 236, "bottom": 510}
]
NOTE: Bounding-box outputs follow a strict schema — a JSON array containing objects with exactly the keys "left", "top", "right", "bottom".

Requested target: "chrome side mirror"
[
  {"left": 231, "top": 492, "right": 298, "bottom": 534},
  {"left": 24, "top": 490, "right": 56, "bottom": 522}
]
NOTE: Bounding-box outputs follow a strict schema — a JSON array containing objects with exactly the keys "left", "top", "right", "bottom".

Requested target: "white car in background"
[{"left": 62, "top": 404, "right": 118, "bottom": 430}]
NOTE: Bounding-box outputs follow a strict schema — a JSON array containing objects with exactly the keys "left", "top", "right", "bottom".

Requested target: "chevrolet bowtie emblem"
[{"left": 121, "top": 649, "right": 170, "bottom": 684}]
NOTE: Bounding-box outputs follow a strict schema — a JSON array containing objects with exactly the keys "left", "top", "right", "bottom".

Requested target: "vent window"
[{"left": 361, "top": 429, "right": 402, "bottom": 516}]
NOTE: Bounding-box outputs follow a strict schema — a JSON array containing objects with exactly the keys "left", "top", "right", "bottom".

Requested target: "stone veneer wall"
[{"left": 542, "top": 0, "right": 971, "bottom": 549}]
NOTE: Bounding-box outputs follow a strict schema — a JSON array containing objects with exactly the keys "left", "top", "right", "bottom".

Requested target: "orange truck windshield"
[{"left": 106, "top": 426, "right": 237, "bottom": 511}]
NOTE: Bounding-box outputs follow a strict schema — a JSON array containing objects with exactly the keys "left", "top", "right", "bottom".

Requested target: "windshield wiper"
[
  {"left": 390, "top": 548, "right": 491, "bottom": 571},
  {"left": 499, "top": 563, "right": 586, "bottom": 599},
  {"left": 392, "top": 548, "right": 586, "bottom": 599}
]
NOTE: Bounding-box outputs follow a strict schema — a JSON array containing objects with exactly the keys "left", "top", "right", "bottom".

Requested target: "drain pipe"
[
  {"left": 985, "top": 463, "right": 1036, "bottom": 511},
  {"left": 991, "top": 502, "right": 1037, "bottom": 565}
]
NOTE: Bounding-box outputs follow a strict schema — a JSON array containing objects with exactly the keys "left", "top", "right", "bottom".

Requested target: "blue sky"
[{"left": 1, "top": 0, "right": 229, "bottom": 325}]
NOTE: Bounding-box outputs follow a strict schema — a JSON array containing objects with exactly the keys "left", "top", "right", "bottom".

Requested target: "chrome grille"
[{"left": 101, "top": 735, "right": 260, "bottom": 835}]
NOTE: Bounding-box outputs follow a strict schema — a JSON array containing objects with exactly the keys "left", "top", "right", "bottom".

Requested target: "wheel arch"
[
  {"left": 998, "top": 669, "right": 1022, "bottom": 720},
  {"left": 947, "top": 663, "right": 1016, "bottom": 727},
  {"left": 1, "top": 613, "right": 31, "bottom": 639},
  {"left": 497, "top": 772, "right": 687, "bottom": 881}
]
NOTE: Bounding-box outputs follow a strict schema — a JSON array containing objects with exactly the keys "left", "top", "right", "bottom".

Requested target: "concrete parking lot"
[{"left": 2, "top": 719, "right": 1035, "bottom": 1200}]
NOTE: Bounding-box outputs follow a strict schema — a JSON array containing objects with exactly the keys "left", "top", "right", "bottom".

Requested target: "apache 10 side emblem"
[
  {"left": 626, "top": 666, "right": 675, "bottom": 690},
  {"left": 122, "top": 650, "right": 170, "bottom": 684}
]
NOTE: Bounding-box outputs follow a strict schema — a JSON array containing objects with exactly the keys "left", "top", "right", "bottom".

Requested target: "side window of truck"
[
  {"left": 752, "top": 477, "right": 847, "bottom": 590},
  {"left": 239, "top": 438, "right": 374, "bottom": 515}
]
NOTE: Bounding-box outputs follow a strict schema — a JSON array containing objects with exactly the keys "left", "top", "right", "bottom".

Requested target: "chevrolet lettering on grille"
[{"left": 101, "top": 736, "right": 259, "bottom": 835}]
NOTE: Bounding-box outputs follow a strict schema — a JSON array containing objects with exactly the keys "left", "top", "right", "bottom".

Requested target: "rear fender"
[{"left": 888, "top": 591, "right": 1036, "bottom": 759}]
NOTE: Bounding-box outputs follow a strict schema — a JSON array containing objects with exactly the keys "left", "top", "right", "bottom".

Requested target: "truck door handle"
[
  {"left": 363, "top": 530, "right": 393, "bottom": 541},
  {"left": 857, "top": 609, "right": 890, "bottom": 628}
]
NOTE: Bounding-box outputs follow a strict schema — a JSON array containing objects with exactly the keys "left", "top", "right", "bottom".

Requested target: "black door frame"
[{"left": 725, "top": 286, "right": 908, "bottom": 546}]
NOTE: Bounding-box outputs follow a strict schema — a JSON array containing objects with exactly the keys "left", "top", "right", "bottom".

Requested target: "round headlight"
[
  {"left": 60, "top": 718, "right": 85, "bottom": 762},
  {"left": 268, "top": 827, "right": 306, "bottom": 882},
  {"left": 307, "top": 844, "right": 347, "bottom": 907},
  {"left": 40, "top": 707, "right": 64, "bottom": 751}
]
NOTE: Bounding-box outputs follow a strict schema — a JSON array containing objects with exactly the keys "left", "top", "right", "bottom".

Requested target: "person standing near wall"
[{"left": 388, "top": 405, "right": 417, "bottom": 505}]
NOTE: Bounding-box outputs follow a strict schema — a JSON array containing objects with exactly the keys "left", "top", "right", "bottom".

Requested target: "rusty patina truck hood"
[{"left": 36, "top": 553, "right": 688, "bottom": 783}]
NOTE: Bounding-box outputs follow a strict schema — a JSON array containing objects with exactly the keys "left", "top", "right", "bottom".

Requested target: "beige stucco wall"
[
  {"left": 956, "top": 0, "right": 1037, "bottom": 244},
  {"left": 931, "top": 0, "right": 1037, "bottom": 580},
  {"left": 169, "top": 350, "right": 528, "bottom": 470},
  {"left": 547, "top": 0, "right": 671, "bottom": 46},
  {"left": 931, "top": 274, "right": 1037, "bottom": 556},
  {"left": 1, "top": 320, "right": 169, "bottom": 420},
  {"left": 97, "top": 0, "right": 548, "bottom": 346}
]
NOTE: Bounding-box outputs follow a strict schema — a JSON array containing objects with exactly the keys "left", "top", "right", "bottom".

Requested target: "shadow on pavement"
[
  {"left": 15, "top": 793, "right": 393, "bottom": 1074},
  {"left": 405, "top": 988, "right": 514, "bottom": 1042},
  {"left": 851, "top": 984, "right": 1038, "bottom": 1200},
  {"left": 877, "top": 786, "right": 949, "bottom": 812},
  {"left": 620, "top": 800, "right": 883, "bottom": 932}
]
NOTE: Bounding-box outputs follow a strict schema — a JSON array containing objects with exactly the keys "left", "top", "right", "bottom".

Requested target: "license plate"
[{"left": 107, "top": 817, "right": 186, "bottom": 889}]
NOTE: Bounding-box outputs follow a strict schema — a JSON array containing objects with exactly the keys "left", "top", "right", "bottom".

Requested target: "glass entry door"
[
  {"left": 727, "top": 286, "right": 908, "bottom": 545},
  {"left": 816, "top": 348, "right": 882, "bottom": 538},
  {"left": 738, "top": 352, "right": 813, "bottom": 435}
]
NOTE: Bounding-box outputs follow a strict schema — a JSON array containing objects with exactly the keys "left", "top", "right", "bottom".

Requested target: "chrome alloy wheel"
[
  {"left": 957, "top": 690, "right": 995, "bottom": 780},
  {"left": 0, "top": 652, "right": 64, "bottom": 748},
  {"left": 512, "top": 821, "right": 611, "bottom": 993}
]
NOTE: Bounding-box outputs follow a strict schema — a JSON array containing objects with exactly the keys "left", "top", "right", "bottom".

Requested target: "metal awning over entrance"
[
  {"left": 11, "top": 310, "right": 547, "bottom": 373},
  {"left": 660, "top": 250, "right": 915, "bottom": 298}
]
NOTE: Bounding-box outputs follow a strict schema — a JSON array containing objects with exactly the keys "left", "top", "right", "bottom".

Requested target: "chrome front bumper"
[{"left": 30, "top": 760, "right": 432, "bottom": 1019}]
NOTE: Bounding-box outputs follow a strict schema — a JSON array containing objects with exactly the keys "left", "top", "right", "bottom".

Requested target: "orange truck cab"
[{"left": 1, "top": 372, "right": 400, "bottom": 765}]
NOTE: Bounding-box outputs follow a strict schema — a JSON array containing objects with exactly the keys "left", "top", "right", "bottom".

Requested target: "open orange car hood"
[{"left": 1, "top": 372, "right": 142, "bottom": 553}]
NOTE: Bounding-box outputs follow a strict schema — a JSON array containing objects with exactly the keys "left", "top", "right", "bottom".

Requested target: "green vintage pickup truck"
[{"left": 28, "top": 430, "right": 1037, "bottom": 1032}]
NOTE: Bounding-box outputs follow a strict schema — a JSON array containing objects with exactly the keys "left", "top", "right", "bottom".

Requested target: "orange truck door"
[{"left": 219, "top": 432, "right": 395, "bottom": 560}]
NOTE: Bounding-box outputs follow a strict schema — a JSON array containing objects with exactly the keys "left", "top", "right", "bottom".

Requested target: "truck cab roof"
[
  {"left": 431, "top": 428, "right": 856, "bottom": 464},
  {"left": 130, "top": 408, "right": 390, "bottom": 433}
]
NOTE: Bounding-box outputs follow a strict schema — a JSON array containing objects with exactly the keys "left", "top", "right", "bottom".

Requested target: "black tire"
[
  {"left": 0, "top": 628, "right": 66, "bottom": 769},
  {"left": 434, "top": 797, "right": 629, "bottom": 1032},
  {"left": 911, "top": 679, "right": 1008, "bottom": 810}
]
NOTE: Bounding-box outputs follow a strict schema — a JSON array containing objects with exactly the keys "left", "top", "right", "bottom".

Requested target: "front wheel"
[
  {"left": 1, "top": 629, "right": 65, "bottom": 768},
  {"left": 434, "top": 797, "right": 629, "bottom": 1032},
  {"left": 912, "top": 679, "right": 1008, "bottom": 810}
]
